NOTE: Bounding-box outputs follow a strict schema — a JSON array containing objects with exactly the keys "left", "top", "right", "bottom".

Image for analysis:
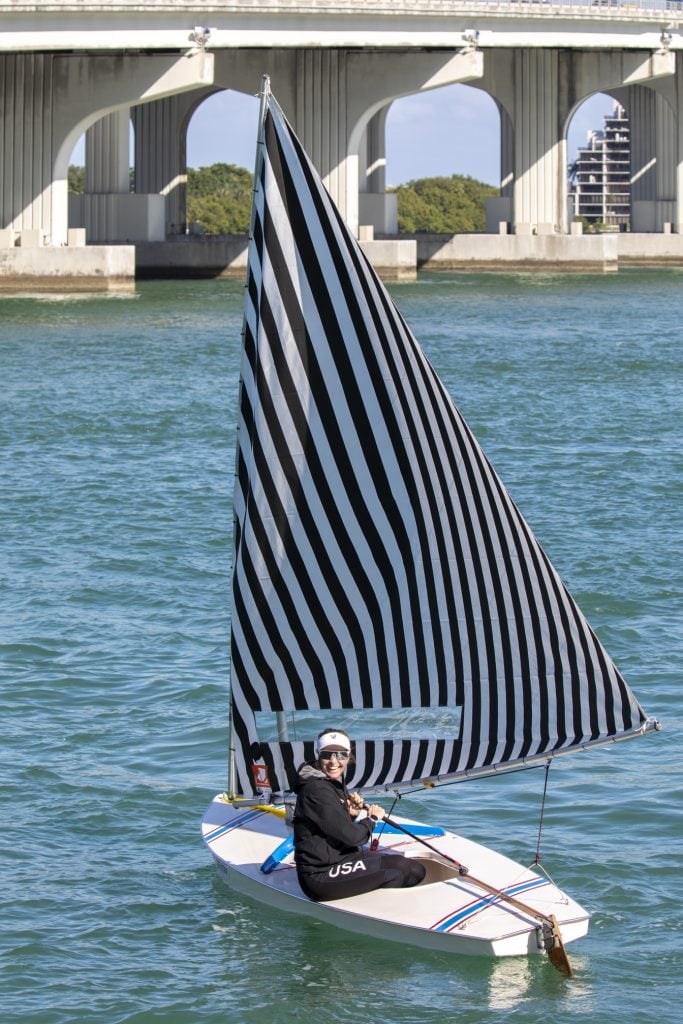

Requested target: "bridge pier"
[
  {"left": 623, "top": 57, "right": 683, "bottom": 235},
  {"left": 678, "top": 61, "right": 683, "bottom": 234},
  {"left": 0, "top": 50, "right": 212, "bottom": 253},
  {"left": 514, "top": 49, "right": 566, "bottom": 235},
  {"left": 358, "top": 108, "right": 395, "bottom": 235},
  {"left": 626, "top": 85, "right": 676, "bottom": 232},
  {"left": 69, "top": 108, "right": 160, "bottom": 245},
  {"left": 473, "top": 46, "right": 679, "bottom": 237},
  {"left": 86, "top": 110, "right": 130, "bottom": 195},
  {"left": 131, "top": 92, "right": 212, "bottom": 236}
]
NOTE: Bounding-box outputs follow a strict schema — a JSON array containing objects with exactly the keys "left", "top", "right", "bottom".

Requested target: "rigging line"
[
  {"left": 530, "top": 858, "right": 567, "bottom": 898},
  {"left": 533, "top": 760, "right": 552, "bottom": 866},
  {"left": 370, "top": 792, "right": 400, "bottom": 851}
]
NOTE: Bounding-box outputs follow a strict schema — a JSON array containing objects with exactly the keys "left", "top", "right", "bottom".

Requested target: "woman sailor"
[{"left": 293, "top": 728, "right": 426, "bottom": 901}]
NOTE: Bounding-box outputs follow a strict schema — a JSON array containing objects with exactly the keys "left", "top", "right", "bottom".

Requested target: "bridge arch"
[
  {"left": 342, "top": 48, "right": 486, "bottom": 235},
  {"left": 565, "top": 81, "right": 678, "bottom": 234},
  {"left": 351, "top": 84, "right": 501, "bottom": 235}
]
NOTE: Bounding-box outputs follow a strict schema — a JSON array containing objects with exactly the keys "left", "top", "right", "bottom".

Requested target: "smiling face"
[{"left": 318, "top": 748, "right": 350, "bottom": 781}]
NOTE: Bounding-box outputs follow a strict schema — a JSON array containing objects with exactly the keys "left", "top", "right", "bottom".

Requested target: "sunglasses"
[{"left": 319, "top": 750, "right": 350, "bottom": 761}]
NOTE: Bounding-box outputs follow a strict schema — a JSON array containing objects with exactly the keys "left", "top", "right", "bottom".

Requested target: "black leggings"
[{"left": 298, "top": 852, "right": 426, "bottom": 902}]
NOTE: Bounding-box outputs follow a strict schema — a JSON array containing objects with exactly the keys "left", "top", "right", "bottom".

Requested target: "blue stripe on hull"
[
  {"left": 433, "top": 876, "right": 549, "bottom": 932},
  {"left": 204, "top": 809, "right": 265, "bottom": 845}
]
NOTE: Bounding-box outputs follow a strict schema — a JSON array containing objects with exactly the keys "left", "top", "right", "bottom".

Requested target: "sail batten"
[{"left": 228, "top": 91, "right": 651, "bottom": 798}]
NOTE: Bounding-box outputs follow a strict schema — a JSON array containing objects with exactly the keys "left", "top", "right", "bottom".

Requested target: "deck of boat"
[{"left": 202, "top": 796, "right": 590, "bottom": 959}]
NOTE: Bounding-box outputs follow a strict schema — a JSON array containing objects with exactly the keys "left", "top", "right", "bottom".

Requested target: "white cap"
[{"left": 315, "top": 730, "right": 351, "bottom": 756}]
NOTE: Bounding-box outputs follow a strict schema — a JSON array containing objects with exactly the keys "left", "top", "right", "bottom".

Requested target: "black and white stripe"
[{"left": 229, "top": 93, "right": 649, "bottom": 797}]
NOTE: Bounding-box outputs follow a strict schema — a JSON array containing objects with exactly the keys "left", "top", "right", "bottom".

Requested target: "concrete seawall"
[
  {"left": 136, "top": 237, "right": 249, "bottom": 280},
  {"left": 616, "top": 233, "right": 683, "bottom": 266},
  {"left": 137, "top": 233, "right": 683, "bottom": 280},
  {"left": 1, "top": 234, "right": 682, "bottom": 291},
  {"left": 0, "top": 245, "right": 136, "bottom": 293},
  {"left": 136, "top": 236, "right": 420, "bottom": 281},
  {"left": 409, "top": 233, "right": 619, "bottom": 273}
]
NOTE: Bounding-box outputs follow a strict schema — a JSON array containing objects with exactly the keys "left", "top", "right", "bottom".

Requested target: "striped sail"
[{"left": 229, "top": 89, "right": 654, "bottom": 798}]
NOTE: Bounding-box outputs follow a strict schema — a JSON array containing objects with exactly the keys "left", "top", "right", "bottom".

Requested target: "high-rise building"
[{"left": 570, "top": 104, "right": 630, "bottom": 229}]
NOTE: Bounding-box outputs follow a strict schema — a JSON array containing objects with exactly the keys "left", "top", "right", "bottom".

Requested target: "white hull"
[{"left": 202, "top": 795, "right": 589, "bottom": 960}]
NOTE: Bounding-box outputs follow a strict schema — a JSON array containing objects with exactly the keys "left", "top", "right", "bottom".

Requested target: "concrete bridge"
[{"left": 1, "top": 1, "right": 683, "bottom": 284}]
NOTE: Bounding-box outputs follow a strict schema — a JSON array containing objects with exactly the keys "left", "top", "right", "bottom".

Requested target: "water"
[{"left": 1, "top": 272, "right": 681, "bottom": 1023}]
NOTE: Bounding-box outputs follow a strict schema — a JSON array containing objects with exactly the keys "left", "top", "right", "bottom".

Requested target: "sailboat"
[{"left": 202, "top": 77, "right": 659, "bottom": 972}]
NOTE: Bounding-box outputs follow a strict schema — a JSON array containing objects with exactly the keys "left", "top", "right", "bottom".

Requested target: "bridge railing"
[
  {"left": 398, "top": 0, "right": 681, "bottom": 13},
  {"left": 4, "top": 0, "right": 681, "bottom": 18}
]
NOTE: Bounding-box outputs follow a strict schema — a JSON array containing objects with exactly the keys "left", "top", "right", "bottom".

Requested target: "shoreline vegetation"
[{"left": 68, "top": 163, "right": 499, "bottom": 236}]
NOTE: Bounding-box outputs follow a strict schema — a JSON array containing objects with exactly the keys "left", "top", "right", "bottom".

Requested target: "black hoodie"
[{"left": 293, "top": 762, "right": 375, "bottom": 875}]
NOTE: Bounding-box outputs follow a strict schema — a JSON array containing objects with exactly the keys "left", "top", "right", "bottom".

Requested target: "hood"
[{"left": 293, "top": 761, "right": 330, "bottom": 792}]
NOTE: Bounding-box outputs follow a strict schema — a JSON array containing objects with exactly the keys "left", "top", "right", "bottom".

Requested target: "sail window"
[{"left": 253, "top": 707, "right": 462, "bottom": 744}]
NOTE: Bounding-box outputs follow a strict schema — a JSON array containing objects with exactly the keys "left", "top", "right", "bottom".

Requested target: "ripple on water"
[{"left": 1, "top": 275, "right": 682, "bottom": 1024}]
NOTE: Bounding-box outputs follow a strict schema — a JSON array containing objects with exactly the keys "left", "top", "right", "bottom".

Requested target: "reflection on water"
[
  {"left": 487, "top": 952, "right": 594, "bottom": 1012},
  {"left": 487, "top": 955, "right": 533, "bottom": 1009}
]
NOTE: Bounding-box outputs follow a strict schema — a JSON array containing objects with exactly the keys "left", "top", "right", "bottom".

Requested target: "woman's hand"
[
  {"left": 364, "top": 803, "right": 386, "bottom": 822},
  {"left": 347, "top": 792, "right": 364, "bottom": 817}
]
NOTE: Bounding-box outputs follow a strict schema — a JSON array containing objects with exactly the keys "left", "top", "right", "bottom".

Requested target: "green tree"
[
  {"left": 186, "top": 163, "right": 253, "bottom": 234},
  {"left": 391, "top": 174, "right": 498, "bottom": 234},
  {"left": 69, "top": 160, "right": 496, "bottom": 236},
  {"left": 68, "top": 165, "right": 85, "bottom": 194}
]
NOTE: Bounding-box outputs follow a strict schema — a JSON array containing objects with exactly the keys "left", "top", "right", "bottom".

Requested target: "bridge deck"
[{"left": 1, "top": 0, "right": 682, "bottom": 56}]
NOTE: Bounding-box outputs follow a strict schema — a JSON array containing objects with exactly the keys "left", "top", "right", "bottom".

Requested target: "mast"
[{"left": 227, "top": 75, "right": 271, "bottom": 797}]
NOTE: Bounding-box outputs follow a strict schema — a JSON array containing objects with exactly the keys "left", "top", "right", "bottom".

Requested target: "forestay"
[{"left": 228, "top": 87, "right": 655, "bottom": 798}]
